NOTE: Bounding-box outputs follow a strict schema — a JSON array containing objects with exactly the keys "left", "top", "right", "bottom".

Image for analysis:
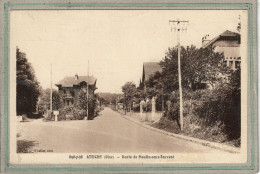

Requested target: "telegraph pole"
[
  {"left": 124, "top": 93, "right": 126, "bottom": 115},
  {"left": 169, "top": 19, "right": 188, "bottom": 130},
  {"left": 50, "top": 63, "right": 52, "bottom": 113},
  {"left": 86, "top": 60, "right": 89, "bottom": 120}
]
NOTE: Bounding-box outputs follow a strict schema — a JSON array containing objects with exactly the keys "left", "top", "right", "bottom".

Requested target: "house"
[
  {"left": 201, "top": 30, "right": 241, "bottom": 70},
  {"left": 140, "top": 62, "right": 162, "bottom": 94},
  {"left": 55, "top": 74, "right": 97, "bottom": 109}
]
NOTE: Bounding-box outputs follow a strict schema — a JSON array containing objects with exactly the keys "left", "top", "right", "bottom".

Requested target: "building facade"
[
  {"left": 201, "top": 30, "right": 241, "bottom": 70},
  {"left": 55, "top": 74, "right": 97, "bottom": 109}
]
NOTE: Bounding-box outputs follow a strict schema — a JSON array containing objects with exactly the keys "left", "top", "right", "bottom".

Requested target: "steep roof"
[
  {"left": 55, "top": 76, "right": 96, "bottom": 87},
  {"left": 143, "top": 62, "right": 162, "bottom": 81},
  {"left": 202, "top": 30, "right": 240, "bottom": 49}
]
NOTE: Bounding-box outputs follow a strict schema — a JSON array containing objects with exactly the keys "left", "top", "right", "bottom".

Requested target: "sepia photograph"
[
  {"left": 11, "top": 9, "right": 247, "bottom": 158},
  {"left": 1, "top": 2, "right": 256, "bottom": 172}
]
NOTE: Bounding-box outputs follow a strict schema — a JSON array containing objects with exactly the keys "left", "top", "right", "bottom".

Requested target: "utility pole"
[
  {"left": 124, "top": 93, "right": 126, "bottom": 115},
  {"left": 169, "top": 19, "right": 188, "bottom": 130},
  {"left": 50, "top": 63, "right": 52, "bottom": 114},
  {"left": 162, "top": 88, "right": 164, "bottom": 112},
  {"left": 86, "top": 60, "right": 89, "bottom": 120}
]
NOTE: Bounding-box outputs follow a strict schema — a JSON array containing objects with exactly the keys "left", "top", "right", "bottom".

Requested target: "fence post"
[
  {"left": 151, "top": 97, "right": 156, "bottom": 121},
  {"left": 53, "top": 110, "right": 59, "bottom": 122},
  {"left": 140, "top": 100, "right": 145, "bottom": 120}
]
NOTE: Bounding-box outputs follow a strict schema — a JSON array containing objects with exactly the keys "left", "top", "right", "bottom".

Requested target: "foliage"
[
  {"left": 38, "top": 88, "right": 60, "bottom": 115},
  {"left": 145, "top": 71, "right": 165, "bottom": 111},
  {"left": 58, "top": 106, "right": 86, "bottom": 120},
  {"left": 121, "top": 44, "right": 241, "bottom": 144},
  {"left": 190, "top": 69, "right": 240, "bottom": 140},
  {"left": 160, "top": 68, "right": 241, "bottom": 142},
  {"left": 17, "top": 140, "right": 37, "bottom": 153},
  {"left": 153, "top": 116, "right": 228, "bottom": 144},
  {"left": 73, "top": 109, "right": 87, "bottom": 120},
  {"left": 58, "top": 106, "right": 73, "bottom": 120},
  {"left": 16, "top": 47, "right": 41, "bottom": 115},
  {"left": 97, "top": 93, "right": 123, "bottom": 105},
  {"left": 43, "top": 110, "right": 54, "bottom": 121},
  {"left": 122, "top": 81, "right": 137, "bottom": 109},
  {"left": 77, "top": 88, "right": 89, "bottom": 110},
  {"left": 137, "top": 45, "right": 229, "bottom": 112},
  {"left": 77, "top": 88, "right": 99, "bottom": 120},
  {"left": 160, "top": 45, "right": 228, "bottom": 92}
]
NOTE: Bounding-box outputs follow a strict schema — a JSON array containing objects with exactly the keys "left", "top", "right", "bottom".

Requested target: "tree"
[
  {"left": 38, "top": 88, "right": 60, "bottom": 114},
  {"left": 160, "top": 45, "right": 228, "bottom": 92},
  {"left": 77, "top": 88, "right": 98, "bottom": 120},
  {"left": 145, "top": 71, "right": 165, "bottom": 111},
  {"left": 219, "top": 68, "right": 241, "bottom": 140},
  {"left": 121, "top": 82, "right": 137, "bottom": 110},
  {"left": 97, "top": 93, "right": 122, "bottom": 105},
  {"left": 16, "top": 47, "right": 41, "bottom": 115}
]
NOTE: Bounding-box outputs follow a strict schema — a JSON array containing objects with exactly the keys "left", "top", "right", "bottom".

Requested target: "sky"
[{"left": 10, "top": 10, "right": 246, "bottom": 93}]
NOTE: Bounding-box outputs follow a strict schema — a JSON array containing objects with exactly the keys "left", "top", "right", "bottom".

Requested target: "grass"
[{"left": 152, "top": 115, "right": 240, "bottom": 147}]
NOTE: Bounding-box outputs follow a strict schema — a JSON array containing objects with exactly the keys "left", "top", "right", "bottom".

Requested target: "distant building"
[
  {"left": 55, "top": 74, "right": 97, "bottom": 109},
  {"left": 201, "top": 30, "right": 241, "bottom": 70},
  {"left": 140, "top": 62, "right": 162, "bottom": 94}
]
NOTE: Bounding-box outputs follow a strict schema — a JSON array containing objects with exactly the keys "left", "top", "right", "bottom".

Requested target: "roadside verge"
[{"left": 118, "top": 112, "right": 240, "bottom": 154}]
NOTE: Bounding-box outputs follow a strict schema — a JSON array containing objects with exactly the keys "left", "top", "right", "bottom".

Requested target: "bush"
[
  {"left": 58, "top": 106, "right": 86, "bottom": 120},
  {"left": 159, "top": 70, "right": 240, "bottom": 144},
  {"left": 132, "top": 104, "right": 140, "bottom": 112},
  {"left": 58, "top": 106, "right": 73, "bottom": 120},
  {"left": 43, "top": 110, "right": 54, "bottom": 121},
  {"left": 73, "top": 109, "right": 86, "bottom": 120},
  {"left": 192, "top": 84, "right": 240, "bottom": 140}
]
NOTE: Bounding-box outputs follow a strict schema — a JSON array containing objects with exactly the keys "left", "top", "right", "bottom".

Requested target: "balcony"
[{"left": 62, "top": 94, "right": 73, "bottom": 99}]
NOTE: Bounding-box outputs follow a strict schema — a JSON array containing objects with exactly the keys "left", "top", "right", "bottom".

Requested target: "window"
[
  {"left": 71, "top": 91, "right": 75, "bottom": 97},
  {"left": 230, "top": 57, "right": 232, "bottom": 59},
  {"left": 223, "top": 61, "right": 227, "bottom": 66},
  {"left": 235, "top": 61, "right": 241, "bottom": 68},
  {"left": 229, "top": 61, "right": 233, "bottom": 67},
  {"left": 66, "top": 100, "right": 69, "bottom": 106},
  {"left": 238, "top": 57, "right": 241, "bottom": 60}
]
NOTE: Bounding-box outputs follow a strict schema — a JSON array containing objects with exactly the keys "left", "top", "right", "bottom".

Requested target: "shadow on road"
[{"left": 17, "top": 140, "right": 38, "bottom": 153}]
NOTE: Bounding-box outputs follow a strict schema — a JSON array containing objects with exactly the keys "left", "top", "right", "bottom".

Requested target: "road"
[{"left": 17, "top": 107, "right": 228, "bottom": 153}]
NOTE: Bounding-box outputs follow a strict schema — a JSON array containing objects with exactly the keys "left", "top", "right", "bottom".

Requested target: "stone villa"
[
  {"left": 55, "top": 74, "right": 97, "bottom": 109},
  {"left": 202, "top": 30, "right": 241, "bottom": 70}
]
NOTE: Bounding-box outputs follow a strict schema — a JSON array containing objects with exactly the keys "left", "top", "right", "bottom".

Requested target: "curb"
[{"left": 118, "top": 111, "right": 240, "bottom": 154}]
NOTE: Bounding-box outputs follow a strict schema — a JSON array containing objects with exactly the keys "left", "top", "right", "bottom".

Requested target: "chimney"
[
  {"left": 75, "top": 74, "right": 79, "bottom": 80},
  {"left": 202, "top": 34, "right": 210, "bottom": 46}
]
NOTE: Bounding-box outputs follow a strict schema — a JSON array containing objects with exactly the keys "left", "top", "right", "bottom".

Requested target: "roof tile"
[
  {"left": 55, "top": 76, "right": 96, "bottom": 87},
  {"left": 143, "top": 62, "right": 162, "bottom": 81}
]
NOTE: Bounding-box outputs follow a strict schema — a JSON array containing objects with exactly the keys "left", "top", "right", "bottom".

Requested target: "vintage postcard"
[{"left": 0, "top": 0, "right": 258, "bottom": 173}]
